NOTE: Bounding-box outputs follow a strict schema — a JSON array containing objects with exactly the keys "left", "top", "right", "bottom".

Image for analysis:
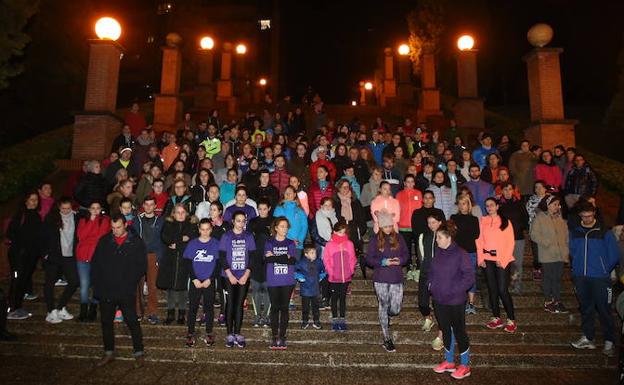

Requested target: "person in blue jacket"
[
  {"left": 471, "top": 133, "right": 498, "bottom": 170},
  {"left": 295, "top": 246, "right": 327, "bottom": 330},
  {"left": 369, "top": 130, "right": 386, "bottom": 166},
  {"left": 569, "top": 202, "right": 620, "bottom": 357},
  {"left": 273, "top": 186, "right": 308, "bottom": 259}
]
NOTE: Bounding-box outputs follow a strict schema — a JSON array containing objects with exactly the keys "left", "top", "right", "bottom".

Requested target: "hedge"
[
  {"left": 581, "top": 149, "right": 624, "bottom": 196},
  {"left": 0, "top": 125, "right": 73, "bottom": 203}
]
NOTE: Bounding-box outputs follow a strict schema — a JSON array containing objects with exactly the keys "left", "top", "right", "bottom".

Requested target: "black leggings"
[
  {"left": 329, "top": 282, "right": 349, "bottom": 318},
  {"left": 434, "top": 303, "right": 470, "bottom": 354},
  {"left": 44, "top": 257, "right": 79, "bottom": 313},
  {"left": 418, "top": 272, "right": 431, "bottom": 317},
  {"left": 484, "top": 260, "right": 515, "bottom": 320},
  {"left": 224, "top": 280, "right": 249, "bottom": 335},
  {"left": 400, "top": 231, "right": 415, "bottom": 267},
  {"left": 531, "top": 241, "right": 541, "bottom": 270},
  {"left": 187, "top": 283, "right": 215, "bottom": 335},
  {"left": 8, "top": 249, "right": 39, "bottom": 311},
  {"left": 320, "top": 278, "right": 331, "bottom": 302},
  {"left": 268, "top": 285, "right": 295, "bottom": 338}
]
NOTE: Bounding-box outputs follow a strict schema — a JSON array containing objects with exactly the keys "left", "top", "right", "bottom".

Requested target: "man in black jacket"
[{"left": 91, "top": 214, "right": 147, "bottom": 368}]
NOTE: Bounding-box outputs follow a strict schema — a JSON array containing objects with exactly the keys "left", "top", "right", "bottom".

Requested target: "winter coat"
[
  {"left": 509, "top": 151, "right": 536, "bottom": 196},
  {"left": 569, "top": 222, "right": 620, "bottom": 278},
  {"left": 7, "top": 209, "right": 44, "bottom": 259},
  {"left": 472, "top": 146, "right": 498, "bottom": 169},
  {"left": 273, "top": 201, "right": 308, "bottom": 249},
  {"left": 287, "top": 156, "right": 311, "bottom": 190},
  {"left": 74, "top": 172, "right": 108, "bottom": 209},
  {"left": 104, "top": 159, "right": 139, "bottom": 188},
  {"left": 162, "top": 194, "right": 193, "bottom": 218},
  {"left": 360, "top": 177, "right": 382, "bottom": 209},
  {"left": 499, "top": 197, "right": 529, "bottom": 240},
  {"left": 322, "top": 233, "right": 357, "bottom": 283},
  {"left": 75, "top": 215, "right": 111, "bottom": 262},
  {"left": 91, "top": 232, "right": 147, "bottom": 300},
  {"left": 428, "top": 184, "right": 454, "bottom": 220},
  {"left": 526, "top": 194, "right": 545, "bottom": 225},
  {"left": 450, "top": 213, "right": 479, "bottom": 253},
  {"left": 476, "top": 215, "right": 515, "bottom": 269},
  {"left": 42, "top": 213, "right": 79, "bottom": 263},
  {"left": 565, "top": 165, "right": 598, "bottom": 196},
  {"left": 411, "top": 207, "right": 445, "bottom": 240},
  {"left": 248, "top": 216, "right": 273, "bottom": 282},
  {"left": 156, "top": 217, "right": 198, "bottom": 290},
  {"left": 365, "top": 233, "right": 409, "bottom": 284},
  {"left": 131, "top": 213, "right": 165, "bottom": 261},
  {"left": 334, "top": 195, "right": 367, "bottom": 245},
  {"left": 295, "top": 257, "right": 326, "bottom": 297},
  {"left": 396, "top": 188, "right": 423, "bottom": 230},
  {"left": 270, "top": 168, "right": 291, "bottom": 195},
  {"left": 428, "top": 242, "right": 475, "bottom": 306},
  {"left": 530, "top": 211, "right": 569, "bottom": 264},
  {"left": 310, "top": 159, "right": 337, "bottom": 183},
  {"left": 308, "top": 181, "right": 335, "bottom": 218},
  {"left": 312, "top": 209, "right": 338, "bottom": 246},
  {"left": 465, "top": 179, "right": 495, "bottom": 212},
  {"left": 535, "top": 163, "right": 563, "bottom": 192}
]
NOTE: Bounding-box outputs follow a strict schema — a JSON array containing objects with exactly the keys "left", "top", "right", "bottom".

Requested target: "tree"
[
  {"left": 406, "top": 0, "right": 446, "bottom": 75},
  {"left": 605, "top": 33, "right": 624, "bottom": 129},
  {"left": 0, "top": 0, "right": 39, "bottom": 90}
]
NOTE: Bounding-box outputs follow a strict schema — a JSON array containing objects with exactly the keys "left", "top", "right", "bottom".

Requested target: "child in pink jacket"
[{"left": 322, "top": 221, "right": 357, "bottom": 331}]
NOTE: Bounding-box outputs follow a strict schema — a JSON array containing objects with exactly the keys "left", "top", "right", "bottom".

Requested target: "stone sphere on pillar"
[
  {"left": 166, "top": 32, "right": 183, "bottom": 48},
  {"left": 527, "top": 23, "right": 553, "bottom": 48},
  {"left": 384, "top": 47, "right": 392, "bottom": 56}
]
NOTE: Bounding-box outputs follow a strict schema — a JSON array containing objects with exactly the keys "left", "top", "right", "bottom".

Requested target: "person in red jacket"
[
  {"left": 534, "top": 150, "right": 562, "bottom": 193},
  {"left": 75, "top": 201, "right": 111, "bottom": 322},
  {"left": 309, "top": 166, "right": 335, "bottom": 218},
  {"left": 270, "top": 155, "right": 291, "bottom": 195},
  {"left": 309, "top": 147, "right": 337, "bottom": 183},
  {"left": 124, "top": 103, "right": 147, "bottom": 137}
]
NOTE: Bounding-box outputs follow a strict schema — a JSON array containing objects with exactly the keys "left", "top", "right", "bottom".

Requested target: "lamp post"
[
  {"left": 453, "top": 34, "right": 484, "bottom": 139},
  {"left": 217, "top": 42, "right": 237, "bottom": 114},
  {"left": 196, "top": 35, "right": 216, "bottom": 109},
  {"left": 416, "top": 49, "right": 442, "bottom": 125},
  {"left": 72, "top": 17, "right": 124, "bottom": 161},
  {"left": 234, "top": 43, "right": 248, "bottom": 103},
  {"left": 153, "top": 32, "right": 184, "bottom": 134},
  {"left": 396, "top": 43, "right": 414, "bottom": 105},
  {"left": 254, "top": 77, "right": 267, "bottom": 104},
  {"left": 359, "top": 81, "right": 373, "bottom": 106}
]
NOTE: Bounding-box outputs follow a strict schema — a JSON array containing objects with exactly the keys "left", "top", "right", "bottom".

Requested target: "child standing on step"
[
  {"left": 366, "top": 211, "right": 409, "bottom": 352},
  {"left": 322, "top": 221, "right": 357, "bottom": 331},
  {"left": 295, "top": 247, "right": 326, "bottom": 330}
]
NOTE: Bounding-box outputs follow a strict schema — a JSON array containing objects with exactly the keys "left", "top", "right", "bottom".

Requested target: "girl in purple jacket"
[{"left": 428, "top": 221, "right": 475, "bottom": 380}]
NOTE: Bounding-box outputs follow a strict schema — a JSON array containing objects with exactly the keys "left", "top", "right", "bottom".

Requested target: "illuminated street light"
[
  {"left": 398, "top": 44, "right": 410, "bottom": 56},
  {"left": 95, "top": 17, "right": 122, "bottom": 41},
  {"left": 259, "top": 78, "right": 267, "bottom": 86},
  {"left": 351, "top": 100, "right": 357, "bottom": 106},
  {"left": 236, "top": 43, "right": 247, "bottom": 54},
  {"left": 200, "top": 36, "right": 214, "bottom": 50},
  {"left": 457, "top": 35, "right": 475, "bottom": 51},
  {"left": 364, "top": 81, "right": 373, "bottom": 90}
]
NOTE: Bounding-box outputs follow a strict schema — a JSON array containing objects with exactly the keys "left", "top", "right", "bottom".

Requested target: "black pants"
[
  {"left": 400, "top": 231, "right": 415, "bottom": 267},
  {"left": 320, "top": 278, "right": 331, "bottom": 302},
  {"left": 100, "top": 297, "right": 143, "bottom": 354},
  {"left": 224, "top": 280, "right": 249, "bottom": 335},
  {"left": 484, "top": 260, "right": 515, "bottom": 320},
  {"left": 434, "top": 303, "right": 470, "bottom": 354},
  {"left": 187, "top": 283, "right": 215, "bottom": 334},
  {"left": 8, "top": 249, "right": 39, "bottom": 311},
  {"left": 329, "top": 282, "right": 349, "bottom": 318},
  {"left": 302, "top": 296, "right": 320, "bottom": 323},
  {"left": 216, "top": 276, "right": 226, "bottom": 315},
  {"left": 418, "top": 271, "right": 432, "bottom": 317},
  {"left": 531, "top": 241, "right": 541, "bottom": 270},
  {"left": 44, "top": 257, "right": 79, "bottom": 313},
  {"left": 268, "top": 285, "right": 295, "bottom": 338},
  {"left": 0, "top": 289, "right": 8, "bottom": 333}
]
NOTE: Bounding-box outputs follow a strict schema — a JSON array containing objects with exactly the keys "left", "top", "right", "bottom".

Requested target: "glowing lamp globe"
[
  {"left": 259, "top": 78, "right": 267, "bottom": 86},
  {"left": 95, "top": 17, "right": 121, "bottom": 41},
  {"left": 200, "top": 36, "right": 214, "bottom": 50},
  {"left": 364, "top": 82, "right": 373, "bottom": 91},
  {"left": 527, "top": 23, "right": 553, "bottom": 48},
  {"left": 398, "top": 44, "right": 410, "bottom": 56},
  {"left": 235, "top": 44, "right": 247, "bottom": 54},
  {"left": 351, "top": 100, "right": 357, "bottom": 106},
  {"left": 457, "top": 35, "right": 475, "bottom": 51}
]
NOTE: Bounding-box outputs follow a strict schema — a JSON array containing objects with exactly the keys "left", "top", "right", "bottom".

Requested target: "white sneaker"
[
  {"left": 7, "top": 309, "right": 31, "bottom": 320},
  {"left": 54, "top": 279, "right": 68, "bottom": 287},
  {"left": 422, "top": 318, "right": 434, "bottom": 332},
  {"left": 571, "top": 335, "right": 596, "bottom": 350},
  {"left": 603, "top": 341, "right": 615, "bottom": 357},
  {"left": 57, "top": 307, "right": 74, "bottom": 320},
  {"left": 143, "top": 282, "right": 149, "bottom": 296},
  {"left": 46, "top": 310, "right": 62, "bottom": 324},
  {"left": 23, "top": 293, "right": 38, "bottom": 301},
  {"left": 431, "top": 336, "right": 444, "bottom": 351}
]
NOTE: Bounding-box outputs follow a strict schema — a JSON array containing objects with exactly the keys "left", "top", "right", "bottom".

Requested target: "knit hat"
[
  {"left": 376, "top": 210, "right": 394, "bottom": 228},
  {"left": 120, "top": 147, "right": 132, "bottom": 154}
]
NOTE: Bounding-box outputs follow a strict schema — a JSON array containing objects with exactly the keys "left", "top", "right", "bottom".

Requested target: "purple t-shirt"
[
  {"left": 264, "top": 238, "right": 296, "bottom": 287},
  {"left": 183, "top": 238, "right": 219, "bottom": 281},
  {"left": 223, "top": 204, "right": 257, "bottom": 223},
  {"left": 218, "top": 230, "right": 256, "bottom": 279}
]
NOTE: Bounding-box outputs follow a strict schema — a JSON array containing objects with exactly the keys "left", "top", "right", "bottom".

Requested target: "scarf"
[
  {"left": 316, "top": 208, "right": 338, "bottom": 241},
  {"left": 337, "top": 191, "right": 353, "bottom": 222}
]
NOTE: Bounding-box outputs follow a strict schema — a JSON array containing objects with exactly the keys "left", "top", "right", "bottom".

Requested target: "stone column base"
[
  {"left": 525, "top": 120, "right": 576, "bottom": 150},
  {"left": 153, "top": 95, "right": 182, "bottom": 134},
  {"left": 397, "top": 83, "right": 415, "bottom": 105},
  {"left": 72, "top": 113, "right": 122, "bottom": 160}
]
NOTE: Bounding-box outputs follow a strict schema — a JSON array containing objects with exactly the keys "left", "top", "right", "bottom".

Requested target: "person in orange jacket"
[
  {"left": 396, "top": 174, "right": 423, "bottom": 266},
  {"left": 476, "top": 197, "right": 517, "bottom": 333}
]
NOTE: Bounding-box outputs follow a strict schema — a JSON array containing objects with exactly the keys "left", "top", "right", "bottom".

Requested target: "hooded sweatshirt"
[
  {"left": 366, "top": 232, "right": 409, "bottom": 283},
  {"left": 428, "top": 242, "right": 475, "bottom": 305}
]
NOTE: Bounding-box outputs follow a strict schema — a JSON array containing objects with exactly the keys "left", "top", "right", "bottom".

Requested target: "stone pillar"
[
  {"left": 382, "top": 48, "right": 397, "bottom": 102},
  {"left": 523, "top": 48, "right": 576, "bottom": 149},
  {"left": 195, "top": 49, "right": 215, "bottom": 109},
  {"left": 359, "top": 82, "right": 366, "bottom": 106},
  {"left": 417, "top": 53, "right": 442, "bottom": 123},
  {"left": 72, "top": 40, "right": 123, "bottom": 161},
  {"left": 397, "top": 55, "right": 414, "bottom": 104},
  {"left": 453, "top": 49, "right": 484, "bottom": 135},
  {"left": 153, "top": 41, "right": 183, "bottom": 134},
  {"left": 217, "top": 43, "right": 237, "bottom": 115}
]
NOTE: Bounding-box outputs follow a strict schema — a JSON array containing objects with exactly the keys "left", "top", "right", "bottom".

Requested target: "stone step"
[
  {"left": 0, "top": 335, "right": 613, "bottom": 369},
  {"left": 8, "top": 320, "right": 591, "bottom": 346}
]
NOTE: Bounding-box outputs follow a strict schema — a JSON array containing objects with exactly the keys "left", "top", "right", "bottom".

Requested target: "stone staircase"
[{"left": 0, "top": 260, "right": 619, "bottom": 385}]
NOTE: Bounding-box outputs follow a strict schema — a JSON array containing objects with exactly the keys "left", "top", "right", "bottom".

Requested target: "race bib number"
[{"left": 273, "top": 263, "right": 289, "bottom": 275}]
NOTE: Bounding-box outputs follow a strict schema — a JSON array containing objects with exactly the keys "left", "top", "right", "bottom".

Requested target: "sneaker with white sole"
[
  {"left": 46, "top": 310, "right": 62, "bottom": 324},
  {"left": 571, "top": 335, "right": 596, "bottom": 350},
  {"left": 422, "top": 318, "right": 434, "bottom": 332},
  {"left": 23, "top": 293, "right": 38, "bottom": 301},
  {"left": 57, "top": 307, "right": 74, "bottom": 320},
  {"left": 54, "top": 279, "right": 68, "bottom": 287},
  {"left": 603, "top": 341, "right": 615, "bottom": 357},
  {"left": 431, "top": 336, "right": 444, "bottom": 351},
  {"left": 7, "top": 309, "right": 31, "bottom": 320}
]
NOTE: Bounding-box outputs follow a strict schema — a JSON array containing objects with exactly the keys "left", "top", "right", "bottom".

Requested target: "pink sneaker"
[
  {"left": 503, "top": 320, "right": 517, "bottom": 333},
  {"left": 485, "top": 317, "right": 504, "bottom": 329},
  {"left": 451, "top": 365, "right": 471, "bottom": 379},
  {"left": 433, "top": 361, "right": 456, "bottom": 374}
]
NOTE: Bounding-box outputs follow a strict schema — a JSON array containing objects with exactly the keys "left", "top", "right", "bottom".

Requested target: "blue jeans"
[{"left": 77, "top": 261, "right": 97, "bottom": 304}]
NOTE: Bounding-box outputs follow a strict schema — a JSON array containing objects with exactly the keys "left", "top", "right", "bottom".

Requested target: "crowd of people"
[{"left": 1, "top": 100, "right": 622, "bottom": 379}]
